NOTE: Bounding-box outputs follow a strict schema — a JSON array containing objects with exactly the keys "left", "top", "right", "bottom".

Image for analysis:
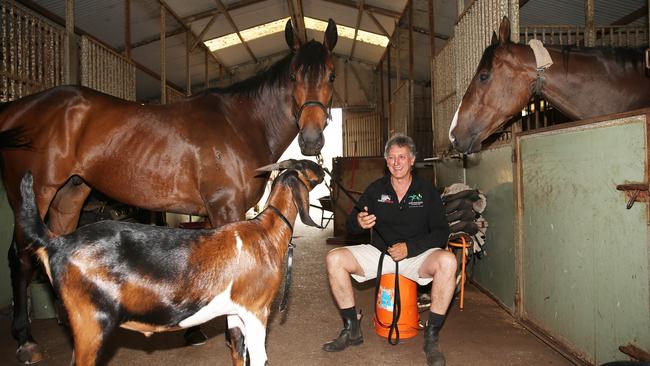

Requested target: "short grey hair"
[{"left": 384, "top": 133, "right": 416, "bottom": 158}]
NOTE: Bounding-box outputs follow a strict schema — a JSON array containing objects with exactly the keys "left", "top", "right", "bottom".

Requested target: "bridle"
[{"left": 294, "top": 96, "right": 333, "bottom": 129}]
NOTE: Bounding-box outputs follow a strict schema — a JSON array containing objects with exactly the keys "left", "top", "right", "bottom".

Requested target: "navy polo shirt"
[{"left": 346, "top": 174, "right": 450, "bottom": 258}]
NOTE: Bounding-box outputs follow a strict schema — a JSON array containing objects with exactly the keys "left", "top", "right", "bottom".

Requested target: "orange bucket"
[{"left": 373, "top": 274, "right": 420, "bottom": 340}]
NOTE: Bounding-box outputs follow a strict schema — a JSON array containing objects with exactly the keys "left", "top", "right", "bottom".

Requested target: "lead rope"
[{"left": 318, "top": 158, "right": 402, "bottom": 345}]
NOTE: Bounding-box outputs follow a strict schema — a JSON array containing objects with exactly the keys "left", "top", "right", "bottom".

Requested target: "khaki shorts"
[{"left": 344, "top": 244, "right": 441, "bottom": 286}]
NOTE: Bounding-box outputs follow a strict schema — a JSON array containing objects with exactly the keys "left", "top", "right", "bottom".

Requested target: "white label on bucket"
[{"left": 378, "top": 287, "right": 394, "bottom": 311}]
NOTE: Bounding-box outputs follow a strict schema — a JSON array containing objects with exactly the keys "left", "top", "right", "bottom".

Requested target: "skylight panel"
[{"left": 204, "top": 16, "right": 389, "bottom": 52}]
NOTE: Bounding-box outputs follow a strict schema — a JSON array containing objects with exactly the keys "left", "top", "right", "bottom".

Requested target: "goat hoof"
[
  {"left": 16, "top": 342, "right": 45, "bottom": 364},
  {"left": 184, "top": 327, "right": 208, "bottom": 346}
]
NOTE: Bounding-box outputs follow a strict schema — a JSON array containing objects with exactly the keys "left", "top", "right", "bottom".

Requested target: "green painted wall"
[
  {"left": 0, "top": 183, "right": 14, "bottom": 308},
  {"left": 466, "top": 146, "right": 516, "bottom": 311},
  {"left": 433, "top": 148, "right": 517, "bottom": 311},
  {"left": 434, "top": 157, "right": 463, "bottom": 188},
  {"left": 520, "top": 117, "right": 650, "bottom": 363}
]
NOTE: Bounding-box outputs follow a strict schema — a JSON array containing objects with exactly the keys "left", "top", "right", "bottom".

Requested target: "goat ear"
[
  {"left": 498, "top": 16, "right": 510, "bottom": 44},
  {"left": 288, "top": 175, "right": 322, "bottom": 229}
]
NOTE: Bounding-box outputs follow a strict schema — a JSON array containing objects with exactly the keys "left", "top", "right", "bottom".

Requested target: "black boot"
[
  {"left": 424, "top": 322, "right": 445, "bottom": 366},
  {"left": 322, "top": 311, "right": 363, "bottom": 352}
]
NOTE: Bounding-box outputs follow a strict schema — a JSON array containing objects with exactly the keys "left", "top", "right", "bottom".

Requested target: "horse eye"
[
  {"left": 329, "top": 72, "right": 336, "bottom": 82},
  {"left": 479, "top": 73, "right": 489, "bottom": 82},
  {"left": 290, "top": 73, "right": 296, "bottom": 82}
]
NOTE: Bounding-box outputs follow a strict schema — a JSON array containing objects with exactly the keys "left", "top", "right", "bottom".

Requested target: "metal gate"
[{"left": 515, "top": 111, "right": 650, "bottom": 363}]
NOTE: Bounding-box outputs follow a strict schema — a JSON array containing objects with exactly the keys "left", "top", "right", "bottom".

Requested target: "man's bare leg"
[
  {"left": 419, "top": 249, "right": 457, "bottom": 366},
  {"left": 323, "top": 248, "right": 365, "bottom": 352}
]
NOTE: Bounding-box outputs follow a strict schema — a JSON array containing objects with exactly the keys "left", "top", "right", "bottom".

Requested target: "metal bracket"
[{"left": 616, "top": 183, "right": 649, "bottom": 209}]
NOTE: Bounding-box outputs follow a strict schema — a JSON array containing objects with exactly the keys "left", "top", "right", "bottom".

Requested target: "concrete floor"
[{"left": 0, "top": 221, "right": 572, "bottom": 365}]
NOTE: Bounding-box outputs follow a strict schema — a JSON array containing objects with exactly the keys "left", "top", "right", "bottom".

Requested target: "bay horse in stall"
[
  {"left": 0, "top": 19, "right": 338, "bottom": 364},
  {"left": 449, "top": 16, "right": 650, "bottom": 154}
]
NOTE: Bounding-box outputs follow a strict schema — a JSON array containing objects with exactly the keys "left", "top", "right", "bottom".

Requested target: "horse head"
[
  {"left": 449, "top": 16, "right": 536, "bottom": 153},
  {"left": 285, "top": 19, "right": 338, "bottom": 156}
]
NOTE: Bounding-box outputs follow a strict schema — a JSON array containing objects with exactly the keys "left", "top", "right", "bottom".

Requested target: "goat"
[{"left": 18, "top": 159, "right": 324, "bottom": 366}]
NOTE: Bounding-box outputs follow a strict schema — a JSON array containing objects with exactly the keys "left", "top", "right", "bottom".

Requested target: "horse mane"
[
  {"left": 480, "top": 42, "right": 645, "bottom": 71},
  {"left": 207, "top": 40, "right": 330, "bottom": 97},
  {"left": 551, "top": 45, "right": 645, "bottom": 69}
]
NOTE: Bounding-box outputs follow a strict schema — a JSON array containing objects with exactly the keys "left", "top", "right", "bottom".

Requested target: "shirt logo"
[
  {"left": 378, "top": 194, "right": 393, "bottom": 204},
  {"left": 407, "top": 193, "right": 423, "bottom": 207}
]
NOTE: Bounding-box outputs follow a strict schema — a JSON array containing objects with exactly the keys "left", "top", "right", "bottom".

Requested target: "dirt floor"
[{"left": 0, "top": 220, "right": 572, "bottom": 365}]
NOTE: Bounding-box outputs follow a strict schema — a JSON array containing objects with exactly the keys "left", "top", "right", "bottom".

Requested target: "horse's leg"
[
  {"left": 8, "top": 234, "right": 45, "bottom": 364},
  {"left": 46, "top": 177, "right": 91, "bottom": 235},
  {"left": 9, "top": 183, "right": 61, "bottom": 364},
  {"left": 9, "top": 179, "right": 90, "bottom": 364}
]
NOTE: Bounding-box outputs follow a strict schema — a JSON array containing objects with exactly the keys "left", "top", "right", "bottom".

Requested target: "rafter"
[
  {"left": 183, "top": 0, "right": 265, "bottom": 23},
  {"left": 214, "top": 0, "right": 257, "bottom": 63},
  {"left": 611, "top": 5, "right": 647, "bottom": 26},
  {"left": 398, "top": 23, "right": 449, "bottom": 40},
  {"left": 321, "top": 0, "right": 400, "bottom": 19},
  {"left": 190, "top": 12, "right": 220, "bottom": 52},
  {"left": 286, "top": 0, "right": 304, "bottom": 43},
  {"left": 295, "top": 0, "right": 308, "bottom": 43},
  {"left": 366, "top": 10, "right": 391, "bottom": 41},
  {"left": 158, "top": 0, "right": 229, "bottom": 73},
  {"left": 349, "top": 0, "right": 365, "bottom": 58}
]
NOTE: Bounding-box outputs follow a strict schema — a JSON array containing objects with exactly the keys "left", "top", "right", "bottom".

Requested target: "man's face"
[{"left": 385, "top": 145, "right": 415, "bottom": 180}]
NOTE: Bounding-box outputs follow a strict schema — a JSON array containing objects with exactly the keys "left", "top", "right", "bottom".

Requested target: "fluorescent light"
[{"left": 204, "top": 16, "right": 389, "bottom": 51}]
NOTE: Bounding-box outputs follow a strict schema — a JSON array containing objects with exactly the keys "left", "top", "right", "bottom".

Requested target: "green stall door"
[{"left": 519, "top": 115, "right": 650, "bottom": 363}]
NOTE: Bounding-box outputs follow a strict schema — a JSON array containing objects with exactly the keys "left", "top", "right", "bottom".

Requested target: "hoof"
[{"left": 16, "top": 342, "right": 45, "bottom": 364}]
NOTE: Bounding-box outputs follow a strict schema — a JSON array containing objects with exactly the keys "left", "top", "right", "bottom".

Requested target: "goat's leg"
[
  {"left": 240, "top": 312, "right": 268, "bottom": 366},
  {"left": 226, "top": 315, "right": 247, "bottom": 366},
  {"left": 62, "top": 288, "right": 111, "bottom": 366}
]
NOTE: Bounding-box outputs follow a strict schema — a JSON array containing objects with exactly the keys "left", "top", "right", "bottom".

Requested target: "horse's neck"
[
  {"left": 542, "top": 47, "right": 647, "bottom": 120},
  {"left": 244, "top": 87, "right": 298, "bottom": 163}
]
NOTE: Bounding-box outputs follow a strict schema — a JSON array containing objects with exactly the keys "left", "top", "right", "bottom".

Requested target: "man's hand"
[
  {"left": 387, "top": 242, "right": 408, "bottom": 262},
  {"left": 356, "top": 206, "right": 376, "bottom": 229}
]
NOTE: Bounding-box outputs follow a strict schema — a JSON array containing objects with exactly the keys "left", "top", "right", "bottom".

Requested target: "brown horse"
[
  {"left": 0, "top": 19, "right": 337, "bottom": 364},
  {"left": 449, "top": 16, "right": 650, "bottom": 154}
]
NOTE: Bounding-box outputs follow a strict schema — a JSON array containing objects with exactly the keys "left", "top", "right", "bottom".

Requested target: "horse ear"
[
  {"left": 285, "top": 19, "right": 301, "bottom": 51},
  {"left": 288, "top": 175, "right": 322, "bottom": 229},
  {"left": 498, "top": 16, "right": 511, "bottom": 44},
  {"left": 491, "top": 30, "right": 498, "bottom": 45},
  {"left": 323, "top": 18, "right": 338, "bottom": 51}
]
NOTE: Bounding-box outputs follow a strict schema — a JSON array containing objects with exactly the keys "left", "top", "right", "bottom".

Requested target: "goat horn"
[{"left": 255, "top": 159, "right": 297, "bottom": 172}]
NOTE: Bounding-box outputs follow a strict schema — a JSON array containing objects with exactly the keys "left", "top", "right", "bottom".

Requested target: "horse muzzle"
[
  {"left": 298, "top": 129, "right": 324, "bottom": 156},
  {"left": 451, "top": 132, "right": 482, "bottom": 154}
]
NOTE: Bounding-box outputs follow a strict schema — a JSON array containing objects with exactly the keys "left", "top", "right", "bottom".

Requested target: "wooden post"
[
  {"left": 408, "top": 0, "right": 413, "bottom": 134},
  {"left": 124, "top": 0, "right": 131, "bottom": 60},
  {"left": 429, "top": 0, "right": 436, "bottom": 154},
  {"left": 585, "top": 0, "right": 595, "bottom": 47},
  {"left": 186, "top": 31, "right": 191, "bottom": 96},
  {"left": 160, "top": 5, "right": 166, "bottom": 104},
  {"left": 65, "top": 0, "right": 78, "bottom": 84},
  {"left": 396, "top": 19, "right": 401, "bottom": 87},
  {"left": 387, "top": 44, "right": 392, "bottom": 138}
]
